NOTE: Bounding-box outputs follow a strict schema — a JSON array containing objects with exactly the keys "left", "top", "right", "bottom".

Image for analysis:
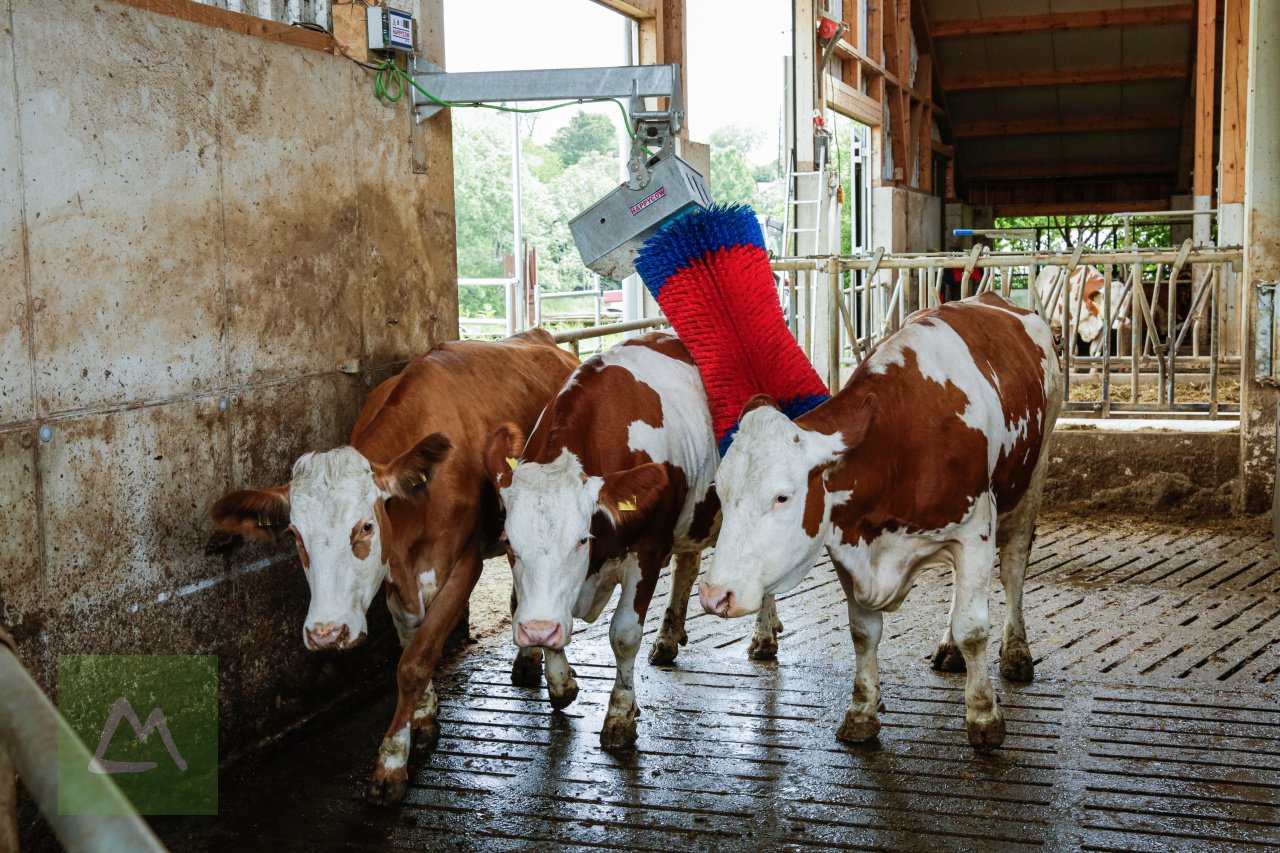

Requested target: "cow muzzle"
[
  {"left": 516, "top": 619, "right": 564, "bottom": 649},
  {"left": 304, "top": 621, "right": 367, "bottom": 651},
  {"left": 699, "top": 583, "right": 735, "bottom": 617}
]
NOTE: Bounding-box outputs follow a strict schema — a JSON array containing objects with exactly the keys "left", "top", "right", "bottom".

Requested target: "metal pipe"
[
  {"left": 0, "top": 644, "right": 167, "bottom": 853},
  {"left": 550, "top": 317, "right": 667, "bottom": 344}
]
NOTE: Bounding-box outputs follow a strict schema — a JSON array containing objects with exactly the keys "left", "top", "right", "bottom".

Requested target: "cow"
[
  {"left": 209, "top": 329, "right": 578, "bottom": 804},
  {"left": 483, "top": 332, "right": 783, "bottom": 750},
  {"left": 1035, "top": 264, "right": 1128, "bottom": 355},
  {"left": 698, "top": 293, "right": 1060, "bottom": 751}
]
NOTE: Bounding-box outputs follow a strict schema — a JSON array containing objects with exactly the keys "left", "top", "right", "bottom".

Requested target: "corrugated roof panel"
[
  {"left": 1122, "top": 22, "right": 1191, "bottom": 63},
  {"left": 934, "top": 37, "right": 990, "bottom": 76},
  {"left": 1055, "top": 82, "right": 1124, "bottom": 114},
  {"left": 922, "top": 0, "right": 982, "bottom": 23},
  {"left": 1119, "top": 79, "right": 1188, "bottom": 114},
  {"left": 1052, "top": 29, "right": 1124, "bottom": 70},
  {"left": 984, "top": 31, "right": 1057, "bottom": 73}
]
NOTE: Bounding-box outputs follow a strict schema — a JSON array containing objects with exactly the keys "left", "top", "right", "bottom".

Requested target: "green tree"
[
  {"left": 710, "top": 146, "right": 758, "bottom": 207},
  {"left": 550, "top": 111, "right": 617, "bottom": 167},
  {"left": 453, "top": 112, "right": 514, "bottom": 319},
  {"left": 709, "top": 124, "right": 762, "bottom": 157}
]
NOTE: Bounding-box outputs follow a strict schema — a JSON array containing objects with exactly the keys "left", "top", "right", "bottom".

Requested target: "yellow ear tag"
[
  {"left": 617, "top": 498, "right": 637, "bottom": 512},
  {"left": 505, "top": 457, "right": 518, "bottom": 471},
  {"left": 419, "top": 473, "right": 427, "bottom": 483}
]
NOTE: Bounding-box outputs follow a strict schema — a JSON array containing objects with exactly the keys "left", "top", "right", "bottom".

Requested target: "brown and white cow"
[
  {"left": 484, "top": 332, "right": 782, "bottom": 750},
  {"left": 700, "top": 293, "right": 1060, "bottom": 751},
  {"left": 210, "top": 329, "right": 577, "bottom": 804}
]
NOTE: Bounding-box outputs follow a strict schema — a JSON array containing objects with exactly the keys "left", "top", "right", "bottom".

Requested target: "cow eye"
[
  {"left": 362, "top": 522, "right": 374, "bottom": 533},
  {"left": 774, "top": 494, "right": 791, "bottom": 506},
  {"left": 578, "top": 536, "right": 590, "bottom": 547}
]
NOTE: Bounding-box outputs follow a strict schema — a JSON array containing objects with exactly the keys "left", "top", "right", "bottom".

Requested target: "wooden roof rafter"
[
  {"left": 946, "top": 63, "right": 1187, "bottom": 91},
  {"left": 953, "top": 113, "right": 1184, "bottom": 138},
  {"left": 930, "top": 4, "right": 1193, "bottom": 39}
]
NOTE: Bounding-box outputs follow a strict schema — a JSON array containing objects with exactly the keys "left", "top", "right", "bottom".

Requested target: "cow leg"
[
  {"left": 930, "top": 585, "right": 967, "bottom": 673},
  {"left": 834, "top": 564, "right": 884, "bottom": 743},
  {"left": 543, "top": 648, "right": 579, "bottom": 710},
  {"left": 952, "top": 508, "right": 1005, "bottom": 751},
  {"left": 368, "top": 546, "right": 483, "bottom": 806},
  {"left": 601, "top": 555, "right": 657, "bottom": 751},
  {"left": 748, "top": 593, "right": 782, "bottom": 661},
  {"left": 509, "top": 588, "right": 544, "bottom": 686},
  {"left": 649, "top": 551, "right": 699, "bottom": 665},
  {"left": 996, "top": 433, "right": 1051, "bottom": 683}
]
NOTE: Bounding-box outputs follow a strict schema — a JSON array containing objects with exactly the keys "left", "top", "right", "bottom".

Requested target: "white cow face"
[
  {"left": 700, "top": 397, "right": 872, "bottom": 618},
  {"left": 211, "top": 435, "right": 450, "bottom": 651},
  {"left": 485, "top": 426, "right": 667, "bottom": 651}
]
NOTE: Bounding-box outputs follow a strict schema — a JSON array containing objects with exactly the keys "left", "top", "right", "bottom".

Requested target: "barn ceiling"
[{"left": 922, "top": 0, "right": 1198, "bottom": 215}]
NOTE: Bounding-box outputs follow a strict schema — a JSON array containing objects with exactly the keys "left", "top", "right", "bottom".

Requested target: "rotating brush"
[{"left": 635, "top": 204, "right": 830, "bottom": 455}]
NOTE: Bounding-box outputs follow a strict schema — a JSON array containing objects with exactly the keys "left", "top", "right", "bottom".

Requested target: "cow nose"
[
  {"left": 305, "top": 622, "right": 349, "bottom": 650},
  {"left": 699, "top": 583, "right": 734, "bottom": 616},
  {"left": 516, "top": 620, "right": 563, "bottom": 649}
]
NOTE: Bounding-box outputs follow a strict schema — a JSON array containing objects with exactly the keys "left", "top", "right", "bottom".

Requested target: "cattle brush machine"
[{"left": 636, "top": 204, "right": 830, "bottom": 454}]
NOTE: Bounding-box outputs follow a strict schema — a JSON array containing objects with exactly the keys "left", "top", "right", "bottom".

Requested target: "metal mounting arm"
[{"left": 410, "top": 60, "right": 684, "bottom": 189}]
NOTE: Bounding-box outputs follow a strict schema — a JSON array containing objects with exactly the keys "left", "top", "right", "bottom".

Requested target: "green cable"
[{"left": 372, "top": 60, "right": 647, "bottom": 148}]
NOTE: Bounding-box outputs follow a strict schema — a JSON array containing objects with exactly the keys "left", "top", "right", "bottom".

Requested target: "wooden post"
[
  {"left": 1192, "top": 0, "right": 1218, "bottom": 203},
  {"left": 1220, "top": 0, "right": 1249, "bottom": 205}
]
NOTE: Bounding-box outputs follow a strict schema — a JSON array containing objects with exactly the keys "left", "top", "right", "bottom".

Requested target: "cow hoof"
[
  {"left": 648, "top": 637, "right": 681, "bottom": 666},
  {"left": 773, "top": 617, "right": 784, "bottom": 634},
  {"left": 966, "top": 711, "right": 1006, "bottom": 752},
  {"left": 1000, "top": 646, "right": 1035, "bottom": 682},
  {"left": 548, "top": 669, "right": 579, "bottom": 711},
  {"left": 836, "top": 711, "right": 881, "bottom": 743},
  {"left": 511, "top": 650, "right": 544, "bottom": 687},
  {"left": 366, "top": 769, "right": 408, "bottom": 806},
  {"left": 930, "top": 642, "right": 966, "bottom": 673},
  {"left": 747, "top": 635, "right": 778, "bottom": 661},
  {"left": 600, "top": 712, "right": 639, "bottom": 751},
  {"left": 411, "top": 718, "right": 440, "bottom": 753}
]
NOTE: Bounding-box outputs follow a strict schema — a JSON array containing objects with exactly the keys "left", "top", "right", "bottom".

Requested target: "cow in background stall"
[
  {"left": 699, "top": 294, "right": 1060, "bottom": 752},
  {"left": 484, "top": 332, "right": 784, "bottom": 751},
  {"left": 1035, "top": 265, "right": 1130, "bottom": 356},
  {"left": 210, "top": 329, "right": 578, "bottom": 804}
]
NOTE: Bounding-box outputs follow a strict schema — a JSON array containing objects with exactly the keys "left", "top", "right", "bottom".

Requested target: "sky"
[{"left": 442, "top": 0, "right": 789, "bottom": 166}]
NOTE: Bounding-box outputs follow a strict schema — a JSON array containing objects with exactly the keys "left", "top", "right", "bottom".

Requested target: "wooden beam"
[
  {"left": 1192, "top": 0, "right": 1218, "bottom": 199},
  {"left": 930, "top": 5, "right": 1193, "bottom": 39},
  {"left": 110, "top": 0, "right": 333, "bottom": 53},
  {"left": 827, "top": 78, "right": 882, "bottom": 127},
  {"left": 588, "top": 0, "right": 658, "bottom": 19},
  {"left": 946, "top": 63, "right": 1186, "bottom": 91},
  {"left": 1219, "top": 0, "right": 1249, "bottom": 203},
  {"left": 952, "top": 113, "right": 1183, "bottom": 138},
  {"left": 964, "top": 160, "right": 1177, "bottom": 180},
  {"left": 994, "top": 199, "right": 1172, "bottom": 217}
]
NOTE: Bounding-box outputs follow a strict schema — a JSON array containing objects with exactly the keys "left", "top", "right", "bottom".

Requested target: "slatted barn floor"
[{"left": 164, "top": 511, "right": 1280, "bottom": 852}]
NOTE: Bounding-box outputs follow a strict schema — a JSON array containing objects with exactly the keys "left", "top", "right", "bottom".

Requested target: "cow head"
[
  {"left": 210, "top": 434, "right": 450, "bottom": 651},
  {"left": 700, "top": 394, "right": 875, "bottom": 617},
  {"left": 485, "top": 424, "right": 667, "bottom": 650}
]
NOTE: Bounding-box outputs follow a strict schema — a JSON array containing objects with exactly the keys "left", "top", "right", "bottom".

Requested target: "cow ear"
[
  {"left": 484, "top": 423, "right": 525, "bottom": 492},
  {"left": 373, "top": 433, "right": 452, "bottom": 499},
  {"left": 598, "top": 462, "right": 669, "bottom": 527},
  {"left": 824, "top": 394, "right": 877, "bottom": 477},
  {"left": 210, "top": 485, "right": 291, "bottom": 539},
  {"left": 738, "top": 393, "right": 780, "bottom": 421}
]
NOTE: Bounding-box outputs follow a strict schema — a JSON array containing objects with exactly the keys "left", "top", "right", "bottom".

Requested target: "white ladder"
[{"left": 782, "top": 143, "right": 829, "bottom": 257}]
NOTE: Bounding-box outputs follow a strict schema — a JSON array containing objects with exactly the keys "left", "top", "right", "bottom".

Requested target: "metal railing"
[
  {"left": 460, "top": 277, "right": 627, "bottom": 350},
  {"left": 0, "top": 637, "right": 168, "bottom": 852},
  {"left": 773, "top": 242, "right": 1244, "bottom": 419}
]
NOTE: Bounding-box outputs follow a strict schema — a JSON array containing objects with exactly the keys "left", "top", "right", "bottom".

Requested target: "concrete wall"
[
  {"left": 0, "top": 0, "right": 457, "bottom": 751},
  {"left": 872, "top": 186, "right": 942, "bottom": 253},
  {"left": 1045, "top": 429, "right": 1239, "bottom": 517}
]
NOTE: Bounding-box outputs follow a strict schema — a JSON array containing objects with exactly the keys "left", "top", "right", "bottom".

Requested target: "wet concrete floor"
[{"left": 161, "top": 511, "right": 1280, "bottom": 851}]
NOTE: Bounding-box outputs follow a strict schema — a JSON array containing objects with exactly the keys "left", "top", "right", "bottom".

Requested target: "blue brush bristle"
[
  {"left": 635, "top": 204, "right": 765, "bottom": 297},
  {"left": 780, "top": 394, "right": 830, "bottom": 420}
]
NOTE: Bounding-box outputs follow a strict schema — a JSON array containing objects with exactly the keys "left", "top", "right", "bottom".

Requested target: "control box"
[
  {"left": 570, "top": 155, "right": 713, "bottom": 281},
  {"left": 367, "top": 6, "right": 414, "bottom": 54}
]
